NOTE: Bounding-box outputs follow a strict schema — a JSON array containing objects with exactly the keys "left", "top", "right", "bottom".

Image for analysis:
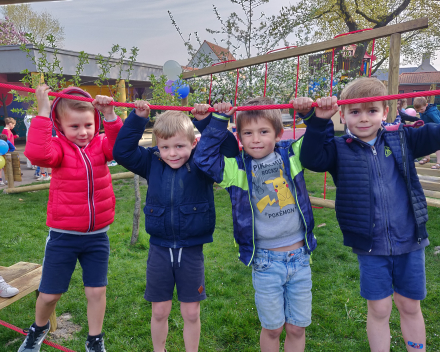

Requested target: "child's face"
[
  {"left": 240, "top": 118, "right": 282, "bottom": 159},
  {"left": 57, "top": 108, "right": 95, "bottom": 147},
  {"left": 156, "top": 132, "right": 197, "bottom": 169},
  {"left": 6, "top": 122, "right": 15, "bottom": 130},
  {"left": 415, "top": 104, "right": 427, "bottom": 114},
  {"left": 340, "top": 102, "right": 388, "bottom": 143}
]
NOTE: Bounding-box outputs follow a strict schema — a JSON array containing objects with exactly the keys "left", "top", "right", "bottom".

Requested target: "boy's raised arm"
[
  {"left": 24, "top": 85, "right": 63, "bottom": 168},
  {"left": 296, "top": 97, "right": 339, "bottom": 174},
  {"left": 193, "top": 103, "right": 237, "bottom": 184},
  {"left": 113, "top": 101, "right": 154, "bottom": 178}
]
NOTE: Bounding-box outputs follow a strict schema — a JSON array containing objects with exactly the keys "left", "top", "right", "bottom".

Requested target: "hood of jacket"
[{"left": 50, "top": 87, "right": 101, "bottom": 144}]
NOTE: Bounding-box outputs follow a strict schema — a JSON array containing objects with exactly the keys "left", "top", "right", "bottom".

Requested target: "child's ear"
[
  {"left": 340, "top": 110, "right": 346, "bottom": 124},
  {"left": 191, "top": 138, "right": 198, "bottom": 149},
  {"left": 275, "top": 128, "right": 284, "bottom": 142},
  {"left": 382, "top": 106, "right": 390, "bottom": 121}
]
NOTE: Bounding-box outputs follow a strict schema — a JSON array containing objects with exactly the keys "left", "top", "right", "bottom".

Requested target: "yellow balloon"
[{"left": 0, "top": 155, "right": 5, "bottom": 169}]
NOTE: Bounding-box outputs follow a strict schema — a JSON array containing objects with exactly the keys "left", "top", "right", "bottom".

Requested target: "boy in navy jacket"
[
  {"left": 113, "top": 101, "right": 238, "bottom": 352},
  {"left": 298, "top": 77, "right": 438, "bottom": 352}
]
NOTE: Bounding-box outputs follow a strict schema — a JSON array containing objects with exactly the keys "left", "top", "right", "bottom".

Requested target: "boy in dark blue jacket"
[
  {"left": 113, "top": 101, "right": 238, "bottom": 352},
  {"left": 298, "top": 77, "right": 437, "bottom": 352},
  {"left": 414, "top": 97, "right": 440, "bottom": 169}
]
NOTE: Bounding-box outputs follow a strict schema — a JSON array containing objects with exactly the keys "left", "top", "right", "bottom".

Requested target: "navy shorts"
[
  {"left": 357, "top": 248, "right": 426, "bottom": 301},
  {"left": 145, "top": 244, "right": 206, "bottom": 303},
  {"left": 39, "top": 230, "right": 110, "bottom": 294}
]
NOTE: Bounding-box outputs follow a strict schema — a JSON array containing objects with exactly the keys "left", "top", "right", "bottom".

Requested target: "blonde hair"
[
  {"left": 153, "top": 110, "right": 195, "bottom": 142},
  {"left": 4, "top": 117, "right": 16, "bottom": 125},
  {"left": 55, "top": 94, "right": 95, "bottom": 120},
  {"left": 413, "top": 97, "right": 427, "bottom": 109},
  {"left": 340, "top": 77, "right": 388, "bottom": 112},
  {"left": 236, "top": 96, "right": 283, "bottom": 138}
]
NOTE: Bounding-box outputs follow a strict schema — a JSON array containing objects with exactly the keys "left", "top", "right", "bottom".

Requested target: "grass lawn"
[{"left": 0, "top": 166, "right": 439, "bottom": 351}]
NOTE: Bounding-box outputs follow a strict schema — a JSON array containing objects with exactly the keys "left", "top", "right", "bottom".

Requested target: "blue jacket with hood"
[
  {"left": 113, "top": 110, "right": 239, "bottom": 249},
  {"left": 299, "top": 110, "right": 440, "bottom": 255},
  {"left": 194, "top": 113, "right": 323, "bottom": 266},
  {"left": 419, "top": 104, "right": 440, "bottom": 124}
]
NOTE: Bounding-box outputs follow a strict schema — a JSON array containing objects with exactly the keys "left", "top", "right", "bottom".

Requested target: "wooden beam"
[
  {"left": 387, "top": 33, "right": 401, "bottom": 122},
  {"left": 183, "top": 18, "right": 428, "bottom": 79},
  {"left": 309, "top": 196, "right": 335, "bottom": 209},
  {"left": 0, "top": 0, "right": 65, "bottom": 4}
]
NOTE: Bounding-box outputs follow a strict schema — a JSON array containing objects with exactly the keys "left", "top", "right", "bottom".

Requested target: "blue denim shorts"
[
  {"left": 252, "top": 246, "right": 312, "bottom": 330},
  {"left": 145, "top": 244, "right": 206, "bottom": 303},
  {"left": 39, "top": 230, "right": 110, "bottom": 294},
  {"left": 358, "top": 248, "right": 426, "bottom": 301}
]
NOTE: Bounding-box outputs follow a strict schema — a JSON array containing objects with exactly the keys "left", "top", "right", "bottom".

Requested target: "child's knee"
[
  {"left": 152, "top": 301, "right": 172, "bottom": 321},
  {"left": 263, "top": 326, "right": 284, "bottom": 339},
  {"left": 285, "top": 323, "right": 305, "bottom": 338},
  {"left": 38, "top": 292, "right": 62, "bottom": 305},
  {"left": 180, "top": 302, "right": 200, "bottom": 323},
  {"left": 85, "top": 286, "right": 106, "bottom": 301},
  {"left": 394, "top": 293, "right": 421, "bottom": 316},
  {"left": 368, "top": 298, "right": 393, "bottom": 319}
]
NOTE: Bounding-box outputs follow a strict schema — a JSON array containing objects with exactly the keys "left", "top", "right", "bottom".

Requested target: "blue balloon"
[
  {"left": 0, "top": 140, "right": 8, "bottom": 156},
  {"left": 172, "top": 79, "right": 190, "bottom": 99}
]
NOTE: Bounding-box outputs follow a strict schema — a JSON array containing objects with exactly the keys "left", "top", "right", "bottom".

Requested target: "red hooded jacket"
[{"left": 24, "top": 87, "right": 123, "bottom": 232}]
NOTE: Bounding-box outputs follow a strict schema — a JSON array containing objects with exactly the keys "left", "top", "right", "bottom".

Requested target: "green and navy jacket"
[{"left": 194, "top": 113, "right": 318, "bottom": 266}]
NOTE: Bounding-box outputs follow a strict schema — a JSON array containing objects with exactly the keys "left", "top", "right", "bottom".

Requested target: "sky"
[
  {"left": 5, "top": 0, "right": 439, "bottom": 69},
  {"left": 26, "top": 0, "right": 299, "bottom": 67}
]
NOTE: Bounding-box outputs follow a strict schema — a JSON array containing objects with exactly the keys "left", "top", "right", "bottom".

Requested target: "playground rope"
[
  {"left": 0, "top": 319, "right": 76, "bottom": 352},
  {"left": 1, "top": 82, "right": 439, "bottom": 112}
]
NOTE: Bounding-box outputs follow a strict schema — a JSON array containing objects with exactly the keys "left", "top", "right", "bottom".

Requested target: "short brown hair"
[
  {"left": 55, "top": 94, "right": 95, "bottom": 120},
  {"left": 340, "top": 77, "right": 388, "bottom": 112},
  {"left": 236, "top": 96, "right": 283, "bottom": 138},
  {"left": 153, "top": 110, "right": 195, "bottom": 142},
  {"left": 0, "top": 134, "right": 7, "bottom": 142},
  {"left": 413, "top": 97, "right": 427, "bottom": 109},
  {"left": 4, "top": 117, "right": 16, "bottom": 125}
]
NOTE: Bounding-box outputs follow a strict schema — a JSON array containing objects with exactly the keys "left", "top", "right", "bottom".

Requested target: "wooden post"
[
  {"left": 387, "top": 33, "right": 401, "bottom": 123},
  {"left": 4, "top": 154, "right": 14, "bottom": 188},
  {"left": 117, "top": 79, "right": 127, "bottom": 120},
  {"left": 429, "top": 83, "right": 436, "bottom": 104},
  {"left": 11, "top": 151, "right": 22, "bottom": 182}
]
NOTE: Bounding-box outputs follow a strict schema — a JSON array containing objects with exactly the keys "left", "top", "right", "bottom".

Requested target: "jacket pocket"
[
  {"left": 144, "top": 205, "right": 166, "bottom": 236},
  {"left": 179, "top": 202, "right": 211, "bottom": 238}
]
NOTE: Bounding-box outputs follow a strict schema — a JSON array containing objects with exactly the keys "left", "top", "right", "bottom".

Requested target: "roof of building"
[
  {"left": 204, "top": 40, "right": 235, "bottom": 62},
  {"left": 399, "top": 72, "right": 440, "bottom": 84},
  {"left": 373, "top": 67, "right": 417, "bottom": 81}
]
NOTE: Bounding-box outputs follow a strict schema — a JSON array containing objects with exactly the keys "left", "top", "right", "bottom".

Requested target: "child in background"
[
  {"left": 299, "top": 77, "right": 436, "bottom": 352},
  {"left": 113, "top": 101, "right": 238, "bottom": 352},
  {"left": 2, "top": 117, "right": 19, "bottom": 146},
  {"left": 194, "top": 98, "right": 326, "bottom": 352},
  {"left": 414, "top": 97, "right": 440, "bottom": 169},
  {"left": 0, "top": 134, "right": 15, "bottom": 186},
  {"left": 19, "top": 85, "right": 123, "bottom": 352}
]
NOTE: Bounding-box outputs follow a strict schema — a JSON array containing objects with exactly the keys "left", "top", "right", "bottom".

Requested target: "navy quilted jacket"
[{"left": 300, "top": 111, "right": 439, "bottom": 255}]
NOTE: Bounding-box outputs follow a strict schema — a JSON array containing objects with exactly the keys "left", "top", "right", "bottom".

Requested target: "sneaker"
[
  {"left": 34, "top": 173, "right": 41, "bottom": 179},
  {"left": 36, "top": 175, "right": 45, "bottom": 181},
  {"left": 43, "top": 175, "right": 51, "bottom": 181},
  {"left": 18, "top": 321, "right": 50, "bottom": 352},
  {"left": 85, "top": 333, "right": 106, "bottom": 352},
  {"left": 0, "top": 181, "right": 5, "bottom": 186},
  {"left": 107, "top": 161, "right": 118, "bottom": 167},
  {"left": 0, "top": 277, "right": 19, "bottom": 297}
]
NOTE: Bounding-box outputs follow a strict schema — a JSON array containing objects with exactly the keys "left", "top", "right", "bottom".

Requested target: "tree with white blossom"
[{"left": 0, "top": 16, "right": 28, "bottom": 46}]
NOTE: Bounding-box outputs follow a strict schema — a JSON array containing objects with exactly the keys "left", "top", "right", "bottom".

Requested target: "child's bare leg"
[
  {"left": 366, "top": 296, "right": 393, "bottom": 351},
  {"left": 180, "top": 301, "right": 201, "bottom": 352},
  {"left": 35, "top": 292, "right": 62, "bottom": 326},
  {"left": 84, "top": 286, "right": 106, "bottom": 335},
  {"left": 284, "top": 323, "right": 305, "bottom": 352},
  {"left": 394, "top": 292, "right": 426, "bottom": 351},
  {"left": 260, "top": 326, "right": 283, "bottom": 352},
  {"left": 151, "top": 300, "right": 172, "bottom": 352}
]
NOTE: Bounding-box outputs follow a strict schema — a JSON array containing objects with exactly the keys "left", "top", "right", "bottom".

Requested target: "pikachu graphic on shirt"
[{"left": 256, "top": 169, "right": 295, "bottom": 212}]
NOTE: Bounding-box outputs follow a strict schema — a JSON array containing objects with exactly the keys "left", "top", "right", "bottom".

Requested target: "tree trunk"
[
  {"left": 130, "top": 174, "right": 141, "bottom": 245},
  {"left": 1, "top": 95, "right": 9, "bottom": 118},
  {"left": 348, "top": 40, "right": 369, "bottom": 78}
]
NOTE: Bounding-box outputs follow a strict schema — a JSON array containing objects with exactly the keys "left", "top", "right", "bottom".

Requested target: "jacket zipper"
[
  {"left": 79, "top": 146, "right": 95, "bottom": 232},
  {"left": 171, "top": 170, "right": 176, "bottom": 248},
  {"left": 242, "top": 152, "right": 256, "bottom": 266},
  {"left": 371, "top": 145, "right": 392, "bottom": 255}
]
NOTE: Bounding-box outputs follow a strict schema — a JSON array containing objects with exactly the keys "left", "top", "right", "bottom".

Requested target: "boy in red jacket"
[
  {"left": 2, "top": 117, "right": 19, "bottom": 146},
  {"left": 19, "top": 85, "right": 123, "bottom": 352}
]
